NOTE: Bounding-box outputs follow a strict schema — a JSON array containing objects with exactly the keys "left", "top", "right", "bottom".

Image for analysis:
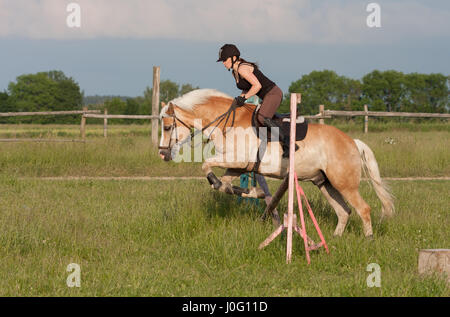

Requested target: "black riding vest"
[{"left": 233, "top": 63, "right": 276, "bottom": 100}]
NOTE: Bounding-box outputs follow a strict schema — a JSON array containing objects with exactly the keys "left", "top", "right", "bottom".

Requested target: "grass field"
[
  {"left": 0, "top": 123, "right": 448, "bottom": 296},
  {"left": 1, "top": 123, "right": 449, "bottom": 178}
]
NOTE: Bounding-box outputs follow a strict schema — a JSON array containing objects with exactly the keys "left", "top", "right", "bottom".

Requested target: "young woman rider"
[{"left": 216, "top": 44, "right": 290, "bottom": 157}]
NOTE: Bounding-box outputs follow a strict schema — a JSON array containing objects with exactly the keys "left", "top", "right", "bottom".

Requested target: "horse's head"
[
  {"left": 158, "top": 89, "right": 241, "bottom": 161},
  {"left": 158, "top": 102, "right": 192, "bottom": 161}
]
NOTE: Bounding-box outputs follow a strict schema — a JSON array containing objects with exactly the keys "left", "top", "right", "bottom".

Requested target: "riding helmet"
[{"left": 217, "top": 44, "right": 240, "bottom": 62}]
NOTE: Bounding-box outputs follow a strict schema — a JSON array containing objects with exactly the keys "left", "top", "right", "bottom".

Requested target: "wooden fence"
[
  {"left": 0, "top": 109, "right": 101, "bottom": 142},
  {"left": 308, "top": 104, "right": 449, "bottom": 133},
  {"left": 2, "top": 101, "right": 448, "bottom": 141},
  {"left": 82, "top": 110, "right": 158, "bottom": 139},
  {"left": 0, "top": 66, "right": 162, "bottom": 142},
  {"left": 0, "top": 110, "right": 100, "bottom": 117},
  {"left": 82, "top": 66, "right": 161, "bottom": 141},
  {"left": 0, "top": 108, "right": 161, "bottom": 141}
]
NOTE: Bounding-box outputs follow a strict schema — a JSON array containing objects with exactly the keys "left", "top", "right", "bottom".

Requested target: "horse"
[{"left": 158, "top": 89, "right": 394, "bottom": 238}]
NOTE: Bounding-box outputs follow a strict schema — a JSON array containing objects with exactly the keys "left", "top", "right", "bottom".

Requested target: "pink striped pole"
[
  {"left": 295, "top": 180, "right": 330, "bottom": 254},
  {"left": 294, "top": 172, "right": 311, "bottom": 264},
  {"left": 286, "top": 93, "right": 299, "bottom": 263}
]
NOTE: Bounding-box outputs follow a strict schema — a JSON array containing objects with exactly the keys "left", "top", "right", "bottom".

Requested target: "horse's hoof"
[
  {"left": 366, "top": 234, "right": 374, "bottom": 241},
  {"left": 206, "top": 172, "right": 222, "bottom": 190},
  {"left": 242, "top": 187, "right": 265, "bottom": 199},
  {"left": 219, "top": 183, "right": 233, "bottom": 194}
]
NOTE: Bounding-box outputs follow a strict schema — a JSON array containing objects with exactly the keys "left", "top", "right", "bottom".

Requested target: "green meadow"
[
  {"left": 0, "top": 123, "right": 448, "bottom": 178},
  {"left": 0, "top": 123, "right": 448, "bottom": 296}
]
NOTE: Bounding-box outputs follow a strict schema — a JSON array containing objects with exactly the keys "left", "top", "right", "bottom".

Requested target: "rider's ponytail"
[{"left": 239, "top": 58, "right": 259, "bottom": 69}]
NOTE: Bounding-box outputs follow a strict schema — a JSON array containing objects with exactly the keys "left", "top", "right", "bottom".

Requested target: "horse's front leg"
[
  {"left": 202, "top": 159, "right": 265, "bottom": 198},
  {"left": 201, "top": 156, "right": 236, "bottom": 191}
]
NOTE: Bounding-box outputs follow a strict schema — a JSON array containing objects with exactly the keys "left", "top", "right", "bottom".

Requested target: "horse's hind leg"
[
  {"left": 339, "top": 188, "right": 373, "bottom": 238},
  {"left": 221, "top": 169, "right": 240, "bottom": 184},
  {"left": 318, "top": 181, "right": 352, "bottom": 237},
  {"left": 221, "top": 169, "right": 265, "bottom": 199},
  {"left": 219, "top": 169, "right": 241, "bottom": 193}
]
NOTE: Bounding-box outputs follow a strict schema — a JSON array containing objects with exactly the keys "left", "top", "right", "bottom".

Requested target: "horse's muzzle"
[{"left": 158, "top": 149, "right": 172, "bottom": 161}]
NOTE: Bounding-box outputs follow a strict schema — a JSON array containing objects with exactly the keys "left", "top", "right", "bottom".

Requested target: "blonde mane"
[{"left": 160, "top": 89, "right": 232, "bottom": 118}]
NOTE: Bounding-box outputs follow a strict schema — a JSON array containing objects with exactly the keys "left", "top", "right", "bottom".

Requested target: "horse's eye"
[{"left": 164, "top": 126, "right": 172, "bottom": 131}]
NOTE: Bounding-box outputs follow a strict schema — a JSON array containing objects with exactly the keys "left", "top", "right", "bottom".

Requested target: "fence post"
[
  {"left": 152, "top": 66, "right": 160, "bottom": 146},
  {"left": 80, "top": 106, "right": 87, "bottom": 140},
  {"left": 364, "top": 104, "right": 369, "bottom": 134},
  {"left": 104, "top": 108, "right": 108, "bottom": 138},
  {"left": 319, "top": 105, "right": 324, "bottom": 124}
]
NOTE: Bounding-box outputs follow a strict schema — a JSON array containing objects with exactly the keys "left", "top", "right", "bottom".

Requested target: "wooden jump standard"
[{"left": 259, "top": 93, "right": 329, "bottom": 264}]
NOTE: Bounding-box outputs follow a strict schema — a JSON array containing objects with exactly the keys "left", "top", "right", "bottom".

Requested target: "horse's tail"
[{"left": 354, "top": 139, "right": 395, "bottom": 219}]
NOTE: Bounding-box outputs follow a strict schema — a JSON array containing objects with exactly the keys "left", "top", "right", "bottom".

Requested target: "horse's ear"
[
  {"left": 166, "top": 102, "right": 174, "bottom": 115},
  {"left": 161, "top": 102, "right": 166, "bottom": 108}
]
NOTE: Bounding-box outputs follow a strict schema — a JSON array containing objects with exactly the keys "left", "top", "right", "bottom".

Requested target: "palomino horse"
[{"left": 158, "top": 89, "right": 394, "bottom": 238}]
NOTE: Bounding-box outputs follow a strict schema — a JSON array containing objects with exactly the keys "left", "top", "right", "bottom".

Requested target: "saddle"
[
  {"left": 251, "top": 109, "right": 308, "bottom": 142},
  {"left": 248, "top": 107, "right": 308, "bottom": 172}
]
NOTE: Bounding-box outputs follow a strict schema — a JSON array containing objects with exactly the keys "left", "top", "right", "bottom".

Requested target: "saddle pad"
[
  {"left": 252, "top": 110, "right": 308, "bottom": 142},
  {"left": 279, "top": 117, "right": 308, "bottom": 141}
]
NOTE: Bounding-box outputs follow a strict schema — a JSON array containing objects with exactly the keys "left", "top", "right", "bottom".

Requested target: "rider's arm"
[{"left": 238, "top": 65, "right": 262, "bottom": 100}]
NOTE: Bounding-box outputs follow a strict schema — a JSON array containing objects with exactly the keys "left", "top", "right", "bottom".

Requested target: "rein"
[{"left": 159, "top": 100, "right": 253, "bottom": 151}]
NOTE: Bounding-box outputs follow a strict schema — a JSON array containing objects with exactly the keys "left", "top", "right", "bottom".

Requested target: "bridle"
[
  {"left": 157, "top": 112, "right": 192, "bottom": 152},
  {"left": 158, "top": 100, "right": 252, "bottom": 154}
]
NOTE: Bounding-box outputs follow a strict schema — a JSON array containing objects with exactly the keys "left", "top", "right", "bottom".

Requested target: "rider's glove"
[{"left": 234, "top": 96, "right": 246, "bottom": 107}]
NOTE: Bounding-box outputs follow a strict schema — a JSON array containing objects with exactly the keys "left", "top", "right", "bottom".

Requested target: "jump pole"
[
  {"left": 286, "top": 93, "right": 300, "bottom": 263},
  {"left": 259, "top": 93, "right": 329, "bottom": 264}
]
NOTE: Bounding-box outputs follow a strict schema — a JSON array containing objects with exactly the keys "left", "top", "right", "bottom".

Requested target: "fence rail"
[
  {"left": 1, "top": 104, "right": 448, "bottom": 140},
  {"left": 83, "top": 114, "right": 158, "bottom": 120},
  {"left": 0, "top": 109, "right": 159, "bottom": 141},
  {"left": 0, "top": 138, "right": 87, "bottom": 143},
  {"left": 82, "top": 111, "right": 159, "bottom": 138},
  {"left": 0, "top": 110, "right": 100, "bottom": 117},
  {"left": 322, "top": 109, "right": 450, "bottom": 119},
  {"left": 311, "top": 104, "right": 449, "bottom": 133}
]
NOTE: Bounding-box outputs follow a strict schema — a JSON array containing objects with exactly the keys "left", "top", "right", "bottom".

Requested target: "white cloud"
[{"left": 0, "top": 0, "right": 448, "bottom": 43}]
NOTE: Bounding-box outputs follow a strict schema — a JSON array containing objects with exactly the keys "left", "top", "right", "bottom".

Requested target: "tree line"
[
  {"left": 278, "top": 70, "right": 449, "bottom": 114},
  {"left": 0, "top": 69, "right": 448, "bottom": 124},
  {"left": 0, "top": 70, "right": 199, "bottom": 124}
]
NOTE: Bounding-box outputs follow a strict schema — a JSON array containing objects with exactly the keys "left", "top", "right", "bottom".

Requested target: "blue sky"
[{"left": 0, "top": 0, "right": 449, "bottom": 97}]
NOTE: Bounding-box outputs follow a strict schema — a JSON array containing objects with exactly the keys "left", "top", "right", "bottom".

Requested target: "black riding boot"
[{"left": 263, "top": 118, "right": 292, "bottom": 158}]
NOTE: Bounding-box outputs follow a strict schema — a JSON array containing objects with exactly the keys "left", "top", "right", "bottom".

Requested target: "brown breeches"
[{"left": 257, "top": 85, "right": 283, "bottom": 125}]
